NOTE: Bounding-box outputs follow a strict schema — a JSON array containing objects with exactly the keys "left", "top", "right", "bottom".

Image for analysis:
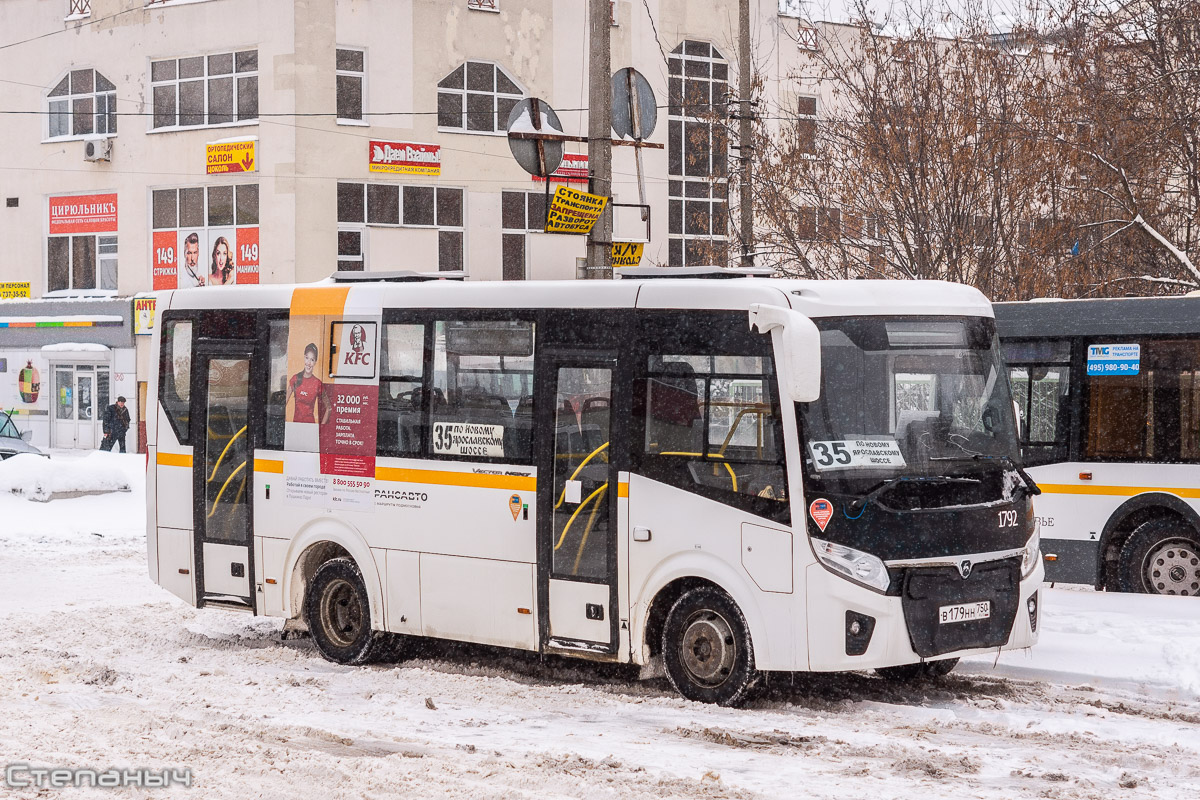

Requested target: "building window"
[
  {"left": 796, "top": 95, "right": 817, "bottom": 155},
  {"left": 336, "top": 48, "right": 365, "bottom": 123},
  {"left": 467, "top": 0, "right": 499, "bottom": 10},
  {"left": 337, "top": 182, "right": 465, "bottom": 271},
  {"left": 67, "top": 1, "right": 91, "bottom": 18},
  {"left": 151, "top": 184, "right": 259, "bottom": 287},
  {"left": 796, "top": 206, "right": 840, "bottom": 241},
  {"left": 437, "top": 61, "right": 523, "bottom": 134},
  {"left": 150, "top": 50, "right": 258, "bottom": 130},
  {"left": 47, "top": 69, "right": 116, "bottom": 139},
  {"left": 501, "top": 190, "right": 547, "bottom": 281},
  {"left": 47, "top": 235, "right": 117, "bottom": 293},
  {"left": 667, "top": 41, "right": 729, "bottom": 267}
]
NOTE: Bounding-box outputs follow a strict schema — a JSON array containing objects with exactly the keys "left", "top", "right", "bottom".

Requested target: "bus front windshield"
[{"left": 798, "top": 316, "right": 1019, "bottom": 502}]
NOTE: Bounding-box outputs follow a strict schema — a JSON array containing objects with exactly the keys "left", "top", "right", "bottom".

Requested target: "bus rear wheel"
[
  {"left": 1118, "top": 519, "right": 1200, "bottom": 596},
  {"left": 661, "top": 587, "right": 758, "bottom": 706},
  {"left": 876, "top": 658, "right": 958, "bottom": 682},
  {"left": 305, "top": 557, "right": 398, "bottom": 664}
]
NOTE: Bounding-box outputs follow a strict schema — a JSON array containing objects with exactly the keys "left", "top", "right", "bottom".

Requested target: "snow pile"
[{"left": 0, "top": 452, "right": 133, "bottom": 501}]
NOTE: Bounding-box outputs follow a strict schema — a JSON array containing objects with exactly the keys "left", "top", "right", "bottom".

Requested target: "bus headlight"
[
  {"left": 811, "top": 537, "right": 891, "bottom": 592},
  {"left": 1021, "top": 509, "right": 1041, "bottom": 579}
]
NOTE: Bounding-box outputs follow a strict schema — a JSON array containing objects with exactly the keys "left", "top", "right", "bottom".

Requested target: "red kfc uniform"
[{"left": 290, "top": 374, "right": 326, "bottom": 423}]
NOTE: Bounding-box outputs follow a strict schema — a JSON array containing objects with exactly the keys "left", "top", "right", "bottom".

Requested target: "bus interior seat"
[{"left": 647, "top": 363, "right": 701, "bottom": 453}]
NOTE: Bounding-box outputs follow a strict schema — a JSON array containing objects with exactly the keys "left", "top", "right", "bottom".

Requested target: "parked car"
[{"left": 0, "top": 409, "right": 46, "bottom": 459}]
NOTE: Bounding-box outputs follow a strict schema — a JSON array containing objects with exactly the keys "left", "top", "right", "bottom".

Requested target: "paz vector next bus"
[{"left": 146, "top": 270, "right": 1041, "bottom": 706}]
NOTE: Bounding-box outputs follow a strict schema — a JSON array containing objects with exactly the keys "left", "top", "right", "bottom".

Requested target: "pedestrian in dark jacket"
[{"left": 100, "top": 396, "right": 130, "bottom": 453}]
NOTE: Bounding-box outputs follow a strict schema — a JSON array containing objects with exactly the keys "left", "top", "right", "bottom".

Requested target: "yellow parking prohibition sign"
[{"left": 544, "top": 186, "right": 608, "bottom": 235}]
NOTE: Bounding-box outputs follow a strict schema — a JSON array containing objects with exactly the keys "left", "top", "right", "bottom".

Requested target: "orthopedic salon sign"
[
  {"left": 49, "top": 193, "right": 117, "bottom": 234},
  {"left": 368, "top": 140, "right": 441, "bottom": 176}
]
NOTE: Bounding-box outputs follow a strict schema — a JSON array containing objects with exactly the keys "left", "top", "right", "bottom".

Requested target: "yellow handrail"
[
  {"left": 573, "top": 484, "right": 609, "bottom": 575},
  {"left": 555, "top": 441, "right": 609, "bottom": 509},
  {"left": 716, "top": 406, "right": 771, "bottom": 460},
  {"left": 208, "top": 425, "right": 247, "bottom": 483},
  {"left": 554, "top": 483, "right": 608, "bottom": 551},
  {"left": 207, "top": 460, "right": 246, "bottom": 519},
  {"left": 657, "top": 452, "right": 738, "bottom": 492}
]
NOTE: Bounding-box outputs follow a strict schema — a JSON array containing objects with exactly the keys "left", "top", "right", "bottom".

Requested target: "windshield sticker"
[
  {"left": 809, "top": 498, "right": 833, "bottom": 531},
  {"left": 808, "top": 438, "right": 907, "bottom": 470},
  {"left": 1087, "top": 343, "right": 1140, "bottom": 376}
]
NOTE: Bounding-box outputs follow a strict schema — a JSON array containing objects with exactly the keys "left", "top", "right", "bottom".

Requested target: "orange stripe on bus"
[
  {"left": 618, "top": 482, "right": 629, "bottom": 498},
  {"left": 1038, "top": 483, "right": 1200, "bottom": 499},
  {"left": 290, "top": 286, "right": 351, "bottom": 316},
  {"left": 254, "top": 458, "right": 284, "bottom": 474},
  {"left": 157, "top": 452, "right": 192, "bottom": 468},
  {"left": 375, "top": 466, "right": 536, "bottom": 492}
]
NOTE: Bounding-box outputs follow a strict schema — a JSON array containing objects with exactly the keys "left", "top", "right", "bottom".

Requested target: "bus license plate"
[{"left": 938, "top": 601, "right": 991, "bottom": 624}]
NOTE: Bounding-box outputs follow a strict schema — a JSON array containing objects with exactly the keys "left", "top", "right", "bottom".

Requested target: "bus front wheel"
[
  {"left": 305, "top": 557, "right": 398, "bottom": 664},
  {"left": 1118, "top": 519, "right": 1200, "bottom": 596},
  {"left": 661, "top": 587, "right": 758, "bottom": 706}
]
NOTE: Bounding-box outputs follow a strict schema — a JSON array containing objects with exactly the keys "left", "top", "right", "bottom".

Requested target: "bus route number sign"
[
  {"left": 432, "top": 422, "right": 505, "bottom": 458},
  {"left": 1086, "top": 343, "right": 1140, "bottom": 376}
]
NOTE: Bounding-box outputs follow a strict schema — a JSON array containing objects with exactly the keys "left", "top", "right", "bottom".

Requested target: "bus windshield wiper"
[
  {"left": 927, "top": 453, "right": 1042, "bottom": 497},
  {"left": 849, "top": 474, "right": 982, "bottom": 513}
]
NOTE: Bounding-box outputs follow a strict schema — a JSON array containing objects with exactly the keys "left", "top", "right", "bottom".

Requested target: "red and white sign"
[
  {"left": 369, "top": 141, "right": 442, "bottom": 176},
  {"left": 330, "top": 321, "right": 377, "bottom": 378},
  {"left": 808, "top": 498, "right": 834, "bottom": 531},
  {"left": 49, "top": 193, "right": 117, "bottom": 234},
  {"left": 236, "top": 226, "right": 260, "bottom": 284},
  {"left": 534, "top": 152, "right": 589, "bottom": 183},
  {"left": 151, "top": 230, "right": 178, "bottom": 290}
]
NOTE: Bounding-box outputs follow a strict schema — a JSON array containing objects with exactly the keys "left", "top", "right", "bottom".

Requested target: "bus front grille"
[{"left": 899, "top": 557, "right": 1021, "bottom": 658}]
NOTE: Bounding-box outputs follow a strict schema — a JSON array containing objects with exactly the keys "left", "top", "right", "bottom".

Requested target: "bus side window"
[
  {"left": 264, "top": 319, "right": 289, "bottom": 449},
  {"left": 431, "top": 320, "right": 535, "bottom": 463},
  {"left": 638, "top": 353, "right": 789, "bottom": 522},
  {"left": 1003, "top": 339, "right": 1072, "bottom": 466},
  {"left": 378, "top": 323, "right": 427, "bottom": 457},
  {"left": 159, "top": 318, "right": 193, "bottom": 444}
]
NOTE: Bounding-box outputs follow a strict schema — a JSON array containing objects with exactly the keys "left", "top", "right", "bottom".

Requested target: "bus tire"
[
  {"left": 305, "top": 557, "right": 390, "bottom": 665},
  {"left": 876, "top": 658, "right": 958, "bottom": 682},
  {"left": 661, "top": 586, "right": 758, "bottom": 706},
  {"left": 1117, "top": 518, "right": 1200, "bottom": 596}
]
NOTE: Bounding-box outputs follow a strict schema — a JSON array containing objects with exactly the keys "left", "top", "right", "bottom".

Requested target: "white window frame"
[
  {"left": 45, "top": 233, "right": 118, "bottom": 297},
  {"left": 338, "top": 225, "right": 366, "bottom": 271},
  {"left": 148, "top": 50, "right": 259, "bottom": 133},
  {"left": 436, "top": 61, "right": 524, "bottom": 136},
  {"left": 45, "top": 68, "right": 117, "bottom": 141},
  {"left": 335, "top": 47, "right": 367, "bottom": 126},
  {"left": 336, "top": 182, "right": 466, "bottom": 271},
  {"left": 668, "top": 40, "right": 730, "bottom": 268}
]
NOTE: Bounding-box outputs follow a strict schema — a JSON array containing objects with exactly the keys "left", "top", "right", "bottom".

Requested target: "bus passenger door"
[
  {"left": 193, "top": 347, "right": 255, "bottom": 610},
  {"left": 538, "top": 355, "right": 620, "bottom": 655}
]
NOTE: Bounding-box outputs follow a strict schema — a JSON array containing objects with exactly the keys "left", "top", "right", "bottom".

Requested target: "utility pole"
[
  {"left": 738, "top": 0, "right": 754, "bottom": 267},
  {"left": 586, "top": 0, "right": 613, "bottom": 278}
]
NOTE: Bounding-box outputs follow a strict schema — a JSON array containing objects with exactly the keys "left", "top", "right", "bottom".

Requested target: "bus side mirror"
[{"left": 749, "top": 304, "right": 822, "bottom": 403}]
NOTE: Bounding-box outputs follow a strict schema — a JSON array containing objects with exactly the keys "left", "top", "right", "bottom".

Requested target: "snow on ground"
[
  {"left": 0, "top": 450, "right": 134, "bottom": 501},
  {"left": 1, "top": 455, "right": 1198, "bottom": 799}
]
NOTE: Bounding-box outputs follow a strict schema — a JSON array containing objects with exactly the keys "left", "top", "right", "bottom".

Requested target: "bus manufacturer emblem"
[
  {"left": 808, "top": 499, "right": 833, "bottom": 531},
  {"left": 958, "top": 560, "right": 973, "bottom": 579}
]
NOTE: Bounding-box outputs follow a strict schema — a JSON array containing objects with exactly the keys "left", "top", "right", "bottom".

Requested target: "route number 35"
[{"left": 811, "top": 442, "right": 852, "bottom": 467}]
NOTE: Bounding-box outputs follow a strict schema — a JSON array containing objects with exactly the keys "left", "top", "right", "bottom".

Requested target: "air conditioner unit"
[{"left": 83, "top": 136, "right": 112, "bottom": 162}]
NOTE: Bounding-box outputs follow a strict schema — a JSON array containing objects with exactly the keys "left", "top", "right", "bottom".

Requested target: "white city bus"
[
  {"left": 146, "top": 270, "right": 1042, "bottom": 705},
  {"left": 996, "top": 295, "right": 1200, "bottom": 596}
]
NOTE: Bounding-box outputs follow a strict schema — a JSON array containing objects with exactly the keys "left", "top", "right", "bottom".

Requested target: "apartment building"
[{"left": 0, "top": 0, "right": 829, "bottom": 450}]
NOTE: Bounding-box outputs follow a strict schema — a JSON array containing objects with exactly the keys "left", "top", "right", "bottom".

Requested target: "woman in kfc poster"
[{"left": 286, "top": 343, "right": 330, "bottom": 425}]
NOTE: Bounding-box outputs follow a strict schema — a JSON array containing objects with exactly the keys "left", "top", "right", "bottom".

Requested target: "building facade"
[{"left": 0, "top": 0, "right": 828, "bottom": 450}]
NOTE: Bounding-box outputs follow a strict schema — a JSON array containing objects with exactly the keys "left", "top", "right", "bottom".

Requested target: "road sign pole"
[{"left": 586, "top": 0, "right": 613, "bottom": 279}]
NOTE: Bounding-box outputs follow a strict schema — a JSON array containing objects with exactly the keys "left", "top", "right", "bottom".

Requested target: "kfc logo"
[{"left": 332, "top": 321, "right": 377, "bottom": 378}]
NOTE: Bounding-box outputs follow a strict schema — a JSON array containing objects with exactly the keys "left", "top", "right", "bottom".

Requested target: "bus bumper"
[{"left": 803, "top": 559, "right": 1042, "bottom": 672}]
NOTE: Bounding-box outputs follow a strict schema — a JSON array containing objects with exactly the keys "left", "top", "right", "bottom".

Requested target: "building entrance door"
[{"left": 50, "top": 363, "right": 111, "bottom": 449}]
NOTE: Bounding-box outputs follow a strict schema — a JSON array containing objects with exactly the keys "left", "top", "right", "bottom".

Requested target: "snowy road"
[{"left": 2, "top": 455, "right": 1198, "bottom": 799}]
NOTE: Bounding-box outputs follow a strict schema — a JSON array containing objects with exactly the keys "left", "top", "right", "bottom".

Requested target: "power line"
[{"left": 0, "top": 5, "right": 147, "bottom": 52}]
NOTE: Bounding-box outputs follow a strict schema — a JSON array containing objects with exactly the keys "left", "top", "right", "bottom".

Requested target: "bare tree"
[{"left": 1041, "top": 0, "right": 1200, "bottom": 294}]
